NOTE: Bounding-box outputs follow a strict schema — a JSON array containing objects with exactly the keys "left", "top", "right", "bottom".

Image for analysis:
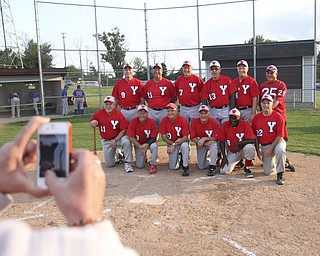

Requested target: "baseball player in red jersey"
[
  {"left": 233, "top": 60, "right": 260, "bottom": 122},
  {"left": 112, "top": 63, "right": 144, "bottom": 123},
  {"left": 90, "top": 96, "right": 134, "bottom": 172},
  {"left": 158, "top": 103, "right": 190, "bottom": 176},
  {"left": 141, "top": 63, "right": 177, "bottom": 128},
  {"left": 259, "top": 64, "right": 295, "bottom": 172},
  {"left": 216, "top": 108, "right": 256, "bottom": 178},
  {"left": 190, "top": 105, "right": 219, "bottom": 176},
  {"left": 201, "top": 60, "right": 236, "bottom": 126},
  {"left": 252, "top": 94, "right": 286, "bottom": 185},
  {"left": 175, "top": 61, "right": 204, "bottom": 124},
  {"left": 127, "top": 105, "right": 158, "bottom": 174}
]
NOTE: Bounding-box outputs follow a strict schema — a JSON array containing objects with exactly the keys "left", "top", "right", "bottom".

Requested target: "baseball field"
[
  {"left": 0, "top": 89, "right": 319, "bottom": 255},
  {"left": 2, "top": 146, "right": 320, "bottom": 255}
]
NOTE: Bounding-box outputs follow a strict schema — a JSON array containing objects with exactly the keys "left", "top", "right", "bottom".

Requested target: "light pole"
[{"left": 62, "top": 32, "right": 66, "bottom": 67}]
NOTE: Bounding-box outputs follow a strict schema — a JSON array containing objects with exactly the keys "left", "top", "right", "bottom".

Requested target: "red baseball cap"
[
  {"left": 153, "top": 63, "right": 162, "bottom": 69},
  {"left": 137, "top": 104, "right": 149, "bottom": 112},
  {"left": 261, "top": 94, "right": 274, "bottom": 102},
  {"left": 228, "top": 108, "right": 241, "bottom": 117},
  {"left": 266, "top": 65, "right": 278, "bottom": 73},
  {"left": 166, "top": 103, "right": 177, "bottom": 110},
  {"left": 237, "top": 60, "right": 248, "bottom": 67},
  {"left": 198, "top": 105, "right": 209, "bottom": 113},
  {"left": 182, "top": 61, "right": 192, "bottom": 67},
  {"left": 123, "top": 63, "right": 133, "bottom": 69},
  {"left": 209, "top": 60, "right": 221, "bottom": 68},
  {"left": 104, "top": 96, "right": 115, "bottom": 103}
]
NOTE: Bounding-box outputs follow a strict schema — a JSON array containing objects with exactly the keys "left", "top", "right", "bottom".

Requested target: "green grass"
[{"left": 1, "top": 90, "right": 320, "bottom": 155}]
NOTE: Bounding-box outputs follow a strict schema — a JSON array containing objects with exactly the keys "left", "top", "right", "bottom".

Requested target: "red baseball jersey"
[
  {"left": 158, "top": 115, "right": 189, "bottom": 142},
  {"left": 259, "top": 79, "right": 287, "bottom": 121},
  {"left": 126, "top": 117, "right": 157, "bottom": 144},
  {"left": 201, "top": 75, "right": 236, "bottom": 107},
  {"left": 175, "top": 74, "right": 204, "bottom": 106},
  {"left": 91, "top": 109, "right": 128, "bottom": 140},
  {"left": 190, "top": 117, "right": 219, "bottom": 140},
  {"left": 216, "top": 120, "right": 255, "bottom": 153},
  {"left": 141, "top": 78, "right": 176, "bottom": 109},
  {"left": 232, "top": 76, "right": 260, "bottom": 107},
  {"left": 112, "top": 78, "right": 144, "bottom": 108},
  {"left": 251, "top": 111, "right": 285, "bottom": 145}
]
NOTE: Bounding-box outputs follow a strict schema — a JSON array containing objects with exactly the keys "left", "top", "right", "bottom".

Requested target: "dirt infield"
[{"left": 2, "top": 146, "right": 320, "bottom": 256}]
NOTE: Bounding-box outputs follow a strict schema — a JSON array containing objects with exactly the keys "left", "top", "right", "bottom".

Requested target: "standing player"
[
  {"left": 158, "top": 103, "right": 190, "bottom": 176},
  {"left": 141, "top": 63, "right": 177, "bottom": 128},
  {"left": 216, "top": 108, "right": 256, "bottom": 178},
  {"left": 90, "top": 96, "right": 134, "bottom": 173},
  {"left": 259, "top": 65, "right": 295, "bottom": 172},
  {"left": 127, "top": 105, "right": 158, "bottom": 174},
  {"left": 72, "top": 85, "right": 86, "bottom": 115},
  {"left": 175, "top": 60, "right": 204, "bottom": 124},
  {"left": 61, "top": 85, "right": 69, "bottom": 116},
  {"left": 190, "top": 105, "right": 219, "bottom": 176},
  {"left": 233, "top": 60, "right": 260, "bottom": 122},
  {"left": 252, "top": 94, "right": 286, "bottom": 185},
  {"left": 112, "top": 63, "right": 144, "bottom": 123},
  {"left": 201, "top": 60, "right": 236, "bottom": 125},
  {"left": 201, "top": 60, "right": 237, "bottom": 165}
]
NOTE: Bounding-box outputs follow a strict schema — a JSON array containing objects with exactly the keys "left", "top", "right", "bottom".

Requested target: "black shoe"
[
  {"left": 115, "top": 150, "right": 124, "bottom": 164},
  {"left": 277, "top": 172, "right": 285, "bottom": 185},
  {"left": 182, "top": 166, "right": 190, "bottom": 177},
  {"left": 207, "top": 165, "right": 216, "bottom": 176},
  {"left": 235, "top": 159, "right": 244, "bottom": 168},
  {"left": 285, "top": 160, "right": 295, "bottom": 172},
  {"left": 244, "top": 167, "right": 253, "bottom": 178}
]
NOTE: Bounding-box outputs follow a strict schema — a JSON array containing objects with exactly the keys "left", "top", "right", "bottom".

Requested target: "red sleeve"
[
  {"left": 126, "top": 118, "right": 137, "bottom": 138},
  {"left": 158, "top": 117, "right": 167, "bottom": 135},
  {"left": 118, "top": 111, "right": 129, "bottom": 130},
  {"left": 180, "top": 116, "right": 189, "bottom": 136},
  {"left": 190, "top": 119, "right": 197, "bottom": 140},
  {"left": 150, "top": 119, "right": 158, "bottom": 138},
  {"left": 112, "top": 82, "right": 119, "bottom": 99}
]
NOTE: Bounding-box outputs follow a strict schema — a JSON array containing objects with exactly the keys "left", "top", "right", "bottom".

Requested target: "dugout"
[
  {"left": 202, "top": 39, "right": 318, "bottom": 109},
  {"left": 0, "top": 68, "right": 68, "bottom": 117}
]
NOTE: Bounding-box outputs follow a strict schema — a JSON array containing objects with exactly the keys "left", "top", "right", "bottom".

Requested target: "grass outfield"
[{"left": 0, "top": 89, "right": 319, "bottom": 156}]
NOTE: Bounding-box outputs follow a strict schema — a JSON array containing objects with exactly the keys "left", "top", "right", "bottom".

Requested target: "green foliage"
[
  {"left": 97, "top": 27, "right": 127, "bottom": 78},
  {"left": 22, "top": 39, "right": 53, "bottom": 68},
  {"left": 66, "top": 65, "right": 82, "bottom": 82},
  {"left": 0, "top": 48, "right": 21, "bottom": 68},
  {"left": 244, "top": 35, "right": 277, "bottom": 44}
]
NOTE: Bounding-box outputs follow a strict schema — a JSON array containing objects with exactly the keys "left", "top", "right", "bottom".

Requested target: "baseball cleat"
[{"left": 244, "top": 167, "right": 253, "bottom": 178}]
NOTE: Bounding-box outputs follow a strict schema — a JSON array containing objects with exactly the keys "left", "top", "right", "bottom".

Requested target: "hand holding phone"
[{"left": 37, "top": 122, "right": 72, "bottom": 189}]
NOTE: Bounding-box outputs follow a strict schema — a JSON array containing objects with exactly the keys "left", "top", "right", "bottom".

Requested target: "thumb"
[{"left": 45, "top": 171, "right": 60, "bottom": 191}]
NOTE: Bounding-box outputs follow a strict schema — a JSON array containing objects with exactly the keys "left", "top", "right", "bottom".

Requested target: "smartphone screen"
[{"left": 39, "top": 134, "right": 67, "bottom": 177}]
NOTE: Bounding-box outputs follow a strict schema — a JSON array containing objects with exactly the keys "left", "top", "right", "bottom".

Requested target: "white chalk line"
[
  {"left": 23, "top": 197, "right": 53, "bottom": 214},
  {"left": 15, "top": 214, "right": 45, "bottom": 221},
  {"left": 221, "top": 236, "right": 256, "bottom": 256}
]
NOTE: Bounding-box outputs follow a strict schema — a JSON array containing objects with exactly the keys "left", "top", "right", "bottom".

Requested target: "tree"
[
  {"left": 66, "top": 64, "right": 82, "bottom": 82},
  {"left": 22, "top": 39, "right": 53, "bottom": 68},
  {"left": 245, "top": 35, "right": 277, "bottom": 44},
  {"left": 0, "top": 48, "right": 21, "bottom": 68},
  {"left": 132, "top": 57, "right": 144, "bottom": 71},
  {"left": 97, "top": 27, "right": 128, "bottom": 78}
]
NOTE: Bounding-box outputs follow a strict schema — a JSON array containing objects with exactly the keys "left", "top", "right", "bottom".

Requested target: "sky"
[{"left": 2, "top": 0, "right": 319, "bottom": 76}]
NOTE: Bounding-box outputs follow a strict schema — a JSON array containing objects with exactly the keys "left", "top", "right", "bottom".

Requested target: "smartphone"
[{"left": 37, "top": 122, "right": 72, "bottom": 189}]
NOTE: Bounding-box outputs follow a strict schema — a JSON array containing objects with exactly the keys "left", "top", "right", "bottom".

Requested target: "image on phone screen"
[{"left": 39, "top": 134, "right": 67, "bottom": 177}]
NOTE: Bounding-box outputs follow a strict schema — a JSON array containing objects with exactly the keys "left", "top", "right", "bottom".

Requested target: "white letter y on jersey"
[
  {"left": 189, "top": 83, "right": 196, "bottom": 92},
  {"left": 236, "top": 133, "right": 244, "bottom": 141},
  {"left": 219, "top": 85, "right": 227, "bottom": 95},
  {"left": 205, "top": 130, "right": 213, "bottom": 137},
  {"left": 159, "top": 86, "right": 167, "bottom": 96},
  {"left": 131, "top": 86, "right": 138, "bottom": 95},
  {"left": 111, "top": 120, "right": 119, "bottom": 129},
  {"left": 267, "top": 122, "right": 276, "bottom": 132},
  {"left": 175, "top": 127, "right": 182, "bottom": 137}
]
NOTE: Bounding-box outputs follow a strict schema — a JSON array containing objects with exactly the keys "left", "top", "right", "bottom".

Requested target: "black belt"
[
  {"left": 121, "top": 106, "right": 137, "bottom": 110},
  {"left": 103, "top": 137, "right": 116, "bottom": 142},
  {"left": 181, "top": 105, "right": 194, "bottom": 107},
  {"left": 262, "top": 143, "right": 271, "bottom": 146},
  {"left": 210, "top": 105, "right": 228, "bottom": 109},
  {"left": 238, "top": 105, "right": 252, "bottom": 110},
  {"left": 151, "top": 108, "right": 165, "bottom": 111}
]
